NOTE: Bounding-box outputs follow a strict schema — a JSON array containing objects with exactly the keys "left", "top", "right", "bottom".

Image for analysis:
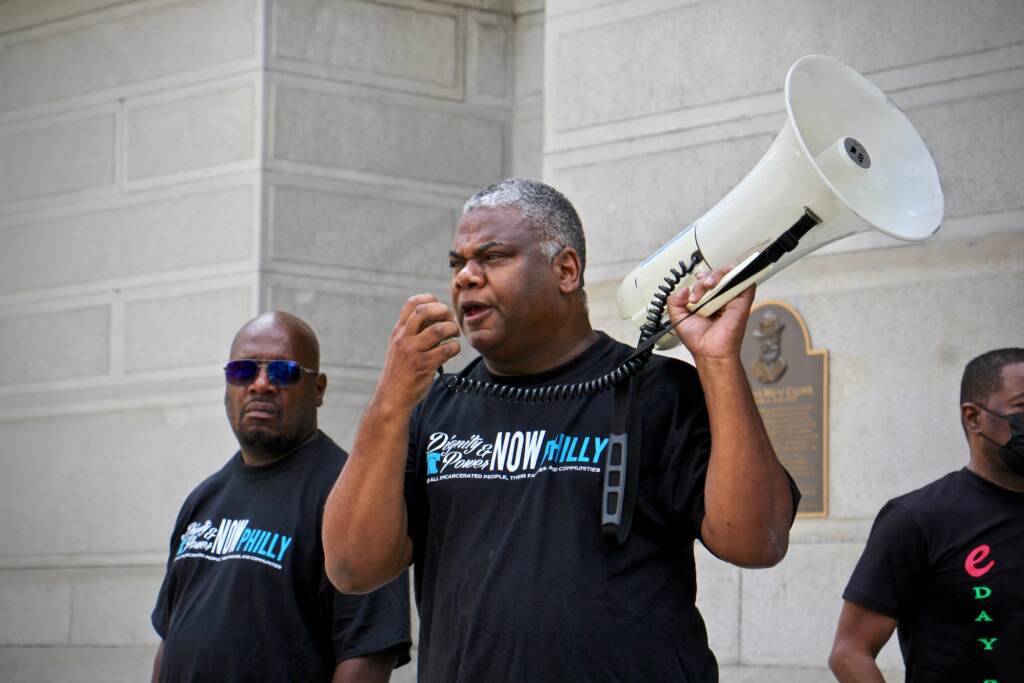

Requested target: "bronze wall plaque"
[{"left": 740, "top": 300, "right": 828, "bottom": 517}]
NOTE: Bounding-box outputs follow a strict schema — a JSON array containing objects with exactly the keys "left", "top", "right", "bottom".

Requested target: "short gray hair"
[{"left": 463, "top": 178, "right": 586, "bottom": 286}]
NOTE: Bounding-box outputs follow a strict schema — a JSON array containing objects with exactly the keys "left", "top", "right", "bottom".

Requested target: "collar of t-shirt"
[
  {"left": 959, "top": 466, "right": 1024, "bottom": 503},
  {"left": 228, "top": 430, "right": 326, "bottom": 481},
  {"left": 958, "top": 466, "right": 1024, "bottom": 505},
  {"left": 467, "top": 331, "right": 622, "bottom": 387}
]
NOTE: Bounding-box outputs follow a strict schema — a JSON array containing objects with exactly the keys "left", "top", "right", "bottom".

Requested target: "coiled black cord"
[{"left": 435, "top": 250, "right": 704, "bottom": 403}]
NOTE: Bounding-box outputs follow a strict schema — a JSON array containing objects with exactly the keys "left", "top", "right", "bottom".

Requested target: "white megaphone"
[{"left": 617, "top": 55, "right": 944, "bottom": 349}]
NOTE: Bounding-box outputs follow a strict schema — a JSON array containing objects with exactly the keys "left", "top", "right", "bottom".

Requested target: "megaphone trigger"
[
  {"left": 686, "top": 251, "right": 767, "bottom": 317},
  {"left": 688, "top": 250, "right": 770, "bottom": 315}
]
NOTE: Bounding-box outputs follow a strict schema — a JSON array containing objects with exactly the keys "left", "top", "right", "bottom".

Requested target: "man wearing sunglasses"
[{"left": 151, "top": 312, "right": 411, "bottom": 682}]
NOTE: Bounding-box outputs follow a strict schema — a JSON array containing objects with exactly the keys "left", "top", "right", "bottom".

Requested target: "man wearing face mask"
[{"left": 829, "top": 348, "right": 1024, "bottom": 682}]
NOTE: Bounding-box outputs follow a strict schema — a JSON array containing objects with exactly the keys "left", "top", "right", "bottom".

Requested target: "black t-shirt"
[
  {"left": 405, "top": 331, "right": 783, "bottom": 682},
  {"left": 843, "top": 468, "right": 1024, "bottom": 681},
  {"left": 152, "top": 431, "right": 411, "bottom": 682}
]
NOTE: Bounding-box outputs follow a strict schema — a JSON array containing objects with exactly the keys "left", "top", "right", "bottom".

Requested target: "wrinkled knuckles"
[{"left": 442, "top": 340, "right": 461, "bottom": 358}]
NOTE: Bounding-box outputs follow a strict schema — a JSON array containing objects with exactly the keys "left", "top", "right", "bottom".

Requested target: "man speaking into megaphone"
[{"left": 322, "top": 178, "right": 800, "bottom": 681}]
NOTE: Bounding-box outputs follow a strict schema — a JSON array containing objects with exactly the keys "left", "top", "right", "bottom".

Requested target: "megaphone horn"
[{"left": 616, "top": 54, "right": 944, "bottom": 349}]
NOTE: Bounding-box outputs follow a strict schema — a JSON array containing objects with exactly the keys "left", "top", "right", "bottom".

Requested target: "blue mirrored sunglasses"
[{"left": 223, "top": 359, "right": 317, "bottom": 387}]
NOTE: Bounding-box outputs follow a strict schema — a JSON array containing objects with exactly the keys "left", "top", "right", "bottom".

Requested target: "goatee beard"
[{"left": 236, "top": 427, "right": 301, "bottom": 458}]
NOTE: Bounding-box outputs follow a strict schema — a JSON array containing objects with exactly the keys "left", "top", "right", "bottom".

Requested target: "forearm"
[
  {"left": 332, "top": 651, "right": 398, "bottom": 683},
  {"left": 828, "top": 649, "right": 886, "bottom": 683},
  {"left": 830, "top": 601, "right": 896, "bottom": 682},
  {"left": 324, "top": 293, "right": 459, "bottom": 592},
  {"left": 151, "top": 641, "right": 163, "bottom": 683},
  {"left": 323, "top": 392, "right": 414, "bottom": 594},
  {"left": 697, "top": 355, "right": 794, "bottom": 566}
]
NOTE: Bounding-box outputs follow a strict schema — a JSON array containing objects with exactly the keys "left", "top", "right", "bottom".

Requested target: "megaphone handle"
[
  {"left": 628, "top": 208, "right": 823, "bottom": 358},
  {"left": 688, "top": 207, "right": 822, "bottom": 316},
  {"left": 686, "top": 252, "right": 768, "bottom": 317}
]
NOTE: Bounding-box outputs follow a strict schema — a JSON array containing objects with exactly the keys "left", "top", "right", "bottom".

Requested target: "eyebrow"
[{"left": 449, "top": 241, "right": 509, "bottom": 259}]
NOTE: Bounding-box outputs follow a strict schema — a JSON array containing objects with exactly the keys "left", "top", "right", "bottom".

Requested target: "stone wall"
[
  {"left": 1, "top": 1, "right": 263, "bottom": 679},
  {"left": 0, "top": 0, "right": 539, "bottom": 680}
]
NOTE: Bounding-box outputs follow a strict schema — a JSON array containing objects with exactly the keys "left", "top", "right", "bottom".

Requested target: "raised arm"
[
  {"left": 829, "top": 600, "right": 896, "bottom": 682},
  {"left": 667, "top": 270, "right": 795, "bottom": 567},
  {"left": 323, "top": 294, "right": 461, "bottom": 594}
]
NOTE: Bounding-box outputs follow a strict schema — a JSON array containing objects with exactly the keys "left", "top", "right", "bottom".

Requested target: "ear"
[
  {"left": 315, "top": 374, "right": 327, "bottom": 407},
  {"left": 554, "top": 247, "right": 583, "bottom": 295},
  {"left": 961, "top": 402, "right": 982, "bottom": 434}
]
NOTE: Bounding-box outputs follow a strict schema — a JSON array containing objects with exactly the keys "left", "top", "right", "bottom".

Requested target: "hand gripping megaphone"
[{"left": 616, "top": 55, "right": 944, "bottom": 349}]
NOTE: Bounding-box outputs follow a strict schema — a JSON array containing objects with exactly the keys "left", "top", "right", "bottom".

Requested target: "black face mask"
[{"left": 976, "top": 405, "right": 1024, "bottom": 477}]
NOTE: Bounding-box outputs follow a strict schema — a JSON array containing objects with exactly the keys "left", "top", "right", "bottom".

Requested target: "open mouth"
[{"left": 461, "top": 302, "right": 491, "bottom": 322}]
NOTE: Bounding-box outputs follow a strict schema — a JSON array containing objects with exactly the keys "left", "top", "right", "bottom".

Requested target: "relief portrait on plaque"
[
  {"left": 751, "top": 311, "right": 787, "bottom": 384},
  {"left": 741, "top": 301, "right": 829, "bottom": 517}
]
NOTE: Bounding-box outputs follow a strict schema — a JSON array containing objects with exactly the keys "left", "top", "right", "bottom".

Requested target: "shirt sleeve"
[
  {"left": 331, "top": 570, "right": 413, "bottom": 667},
  {"left": 151, "top": 557, "right": 174, "bottom": 638},
  {"left": 151, "top": 503, "right": 190, "bottom": 638},
  {"left": 842, "top": 501, "right": 928, "bottom": 619}
]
